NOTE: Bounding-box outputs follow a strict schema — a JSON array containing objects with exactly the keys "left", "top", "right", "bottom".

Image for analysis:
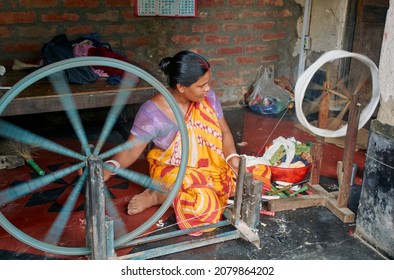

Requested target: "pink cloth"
[
  {"left": 73, "top": 42, "right": 109, "bottom": 77},
  {"left": 87, "top": 46, "right": 129, "bottom": 76}
]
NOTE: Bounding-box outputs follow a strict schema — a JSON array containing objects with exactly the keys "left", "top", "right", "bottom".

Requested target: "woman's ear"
[{"left": 176, "top": 83, "right": 185, "bottom": 94}]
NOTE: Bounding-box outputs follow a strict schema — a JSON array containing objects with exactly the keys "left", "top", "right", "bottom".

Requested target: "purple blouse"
[{"left": 130, "top": 89, "right": 223, "bottom": 150}]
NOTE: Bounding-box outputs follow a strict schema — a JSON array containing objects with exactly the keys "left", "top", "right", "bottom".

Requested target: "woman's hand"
[
  {"left": 226, "top": 153, "right": 240, "bottom": 176},
  {"left": 103, "top": 168, "right": 112, "bottom": 182},
  {"left": 228, "top": 156, "right": 240, "bottom": 173}
]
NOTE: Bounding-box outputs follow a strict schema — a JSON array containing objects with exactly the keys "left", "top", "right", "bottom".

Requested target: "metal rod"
[
  {"left": 122, "top": 220, "right": 231, "bottom": 248},
  {"left": 87, "top": 155, "right": 107, "bottom": 260},
  {"left": 119, "top": 230, "right": 241, "bottom": 260}
]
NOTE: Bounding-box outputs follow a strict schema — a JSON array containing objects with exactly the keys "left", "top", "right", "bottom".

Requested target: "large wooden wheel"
[{"left": 0, "top": 57, "right": 189, "bottom": 258}]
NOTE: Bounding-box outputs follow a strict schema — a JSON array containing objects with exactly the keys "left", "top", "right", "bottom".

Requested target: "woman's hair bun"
[{"left": 159, "top": 57, "right": 172, "bottom": 75}]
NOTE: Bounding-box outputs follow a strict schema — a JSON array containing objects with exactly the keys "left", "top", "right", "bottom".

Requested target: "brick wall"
[{"left": 0, "top": 0, "right": 301, "bottom": 106}]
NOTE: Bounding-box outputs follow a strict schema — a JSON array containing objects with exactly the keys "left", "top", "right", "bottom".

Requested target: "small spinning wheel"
[
  {"left": 267, "top": 51, "right": 380, "bottom": 223},
  {"left": 0, "top": 57, "right": 189, "bottom": 258},
  {"left": 295, "top": 50, "right": 380, "bottom": 138}
]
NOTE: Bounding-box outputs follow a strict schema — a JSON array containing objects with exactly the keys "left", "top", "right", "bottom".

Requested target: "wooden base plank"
[{"left": 267, "top": 183, "right": 355, "bottom": 223}]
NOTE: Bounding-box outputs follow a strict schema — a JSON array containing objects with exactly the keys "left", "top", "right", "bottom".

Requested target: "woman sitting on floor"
[{"left": 104, "top": 50, "right": 240, "bottom": 235}]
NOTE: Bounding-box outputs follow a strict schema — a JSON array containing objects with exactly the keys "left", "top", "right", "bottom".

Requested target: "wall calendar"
[{"left": 135, "top": 0, "right": 197, "bottom": 17}]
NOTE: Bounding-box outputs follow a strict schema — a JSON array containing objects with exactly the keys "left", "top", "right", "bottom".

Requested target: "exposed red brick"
[
  {"left": 3, "top": 41, "right": 41, "bottom": 53},
  {"left": 257, "top": 0, "right": 284, "bottom": 6},
  {"left": 64, "top": 0, "right": 99, "bottom": 8},
  {"left": 204, "top": 35, "right": 229, "bottom": 45},
  {"left": 87, "top": 10, "right": 119, "bottom": 22},
  {"left": 41, "top": 12, "right": 79, "bottom": 22},
  {"left": 223, "top": 77, "right": 245, "bottom": 86},
  {"left": 223, "top": 23, "right": 248, "bottom": 32},
  {"left": 105, "top": 0, "right": 133, "bottom": 7},
  {"left": 209, "top": 57, "right": 230, "bottom": 66},
  {"left": 240, "top": 10, "right": 292, "bottom": 18},
  {"left": 66, "top": 25, "right": 94, "bottom": 36},
  {"left": 263, "top": 31, "right": 285, "bottom": 41},
  {"left": 245, "top": 45, "right": 270, "bottom": 53},
  {"left": 236, "top": 56, "right": 260, "bottom": 64},
  {"left": 192, "top": 23, "right": 219, "bottom": 33},
  {"left": 229, "top": 0, "right": 254, "bottom": 5},
  {"left": 171, "top": 35, "right": 201, "bottom": 45},
  {"left": 102, "top": 24, "right": 136, "bottom": 35},
  {"left": 217, "top": 46, "right": 243, "bottom": 55},
  {"left": 19, "top": 0, "right": 57, "bottom": 8},
  {"left": 261, "top": 53, "right": 280, "bottom": 62},
  {"left": 240, "top": 10, "right": 269, "bottom": 18},
  {"left": 252, "top": 22, "right": 275, "bottom": 30},
  {"left": 123, "top": 37, "right": 149, "bottom": 47},
  {"left": 199, "top": 0, "right": 225, "bottom": 7},
  {"left": 0, "top": 27, "right": 11, "bottom": 38},
  {"left": 281, "top": 9, "right": 293, "bottom": 17},
  {"left": 121, "top": 10, "right": 137, "bottom": 20},
  {"left": 214, "top": 12, "right": 238, "bottom": 20},
  {"left": 234, "top": 35, "right": 261, "bottom": 44},
  {"left": 216, "top": 70, "right": 237, "bottom": 77},
  {"left": 18, "top": 26, "right": 57, "bottom": 38},
  {"left": 0, "top": 0, "right": 300, "bottom": 106},
  {"left": 0, "top": 12, "right": 36, "bottom": 24}
]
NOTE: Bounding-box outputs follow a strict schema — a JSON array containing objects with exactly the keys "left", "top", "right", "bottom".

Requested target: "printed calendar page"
[{"left": 135, "top": 0, "right": 197, "bottom": 17}]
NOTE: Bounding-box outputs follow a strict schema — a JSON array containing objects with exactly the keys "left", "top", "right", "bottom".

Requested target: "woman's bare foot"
[{"left": 127, "top": 189, "right": 167, "bottom": 215}]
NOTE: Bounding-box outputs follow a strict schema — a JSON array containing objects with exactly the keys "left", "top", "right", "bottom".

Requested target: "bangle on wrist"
[
  {"left": 105, "top": 160, "right": 120, "bottom": 175},
  {"left": 225, "top": 153, "right": 240, "bottom": 164}
]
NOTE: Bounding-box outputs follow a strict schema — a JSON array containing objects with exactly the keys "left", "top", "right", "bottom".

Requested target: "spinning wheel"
[
  {"left": 0, "top": 57, "right": 189, "bottom": 258},
  {"left": 268, "top": 50, "right": 379, "bottom": 223},
  {"left": 295, "top": 50, "right": 379, "bottom": 138}
]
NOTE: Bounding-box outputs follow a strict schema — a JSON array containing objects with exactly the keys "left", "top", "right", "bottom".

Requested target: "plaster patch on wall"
[
  {"left": 292, "top": 0, "right": 349, "bottom": 56},
  {"left": 377, "top": 96, "right": 394, "bottom": 125}
]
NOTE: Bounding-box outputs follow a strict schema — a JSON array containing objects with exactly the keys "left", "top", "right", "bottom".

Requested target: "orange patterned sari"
[{"left": 146, "top": 98, "right": 236, "bottom": 232}]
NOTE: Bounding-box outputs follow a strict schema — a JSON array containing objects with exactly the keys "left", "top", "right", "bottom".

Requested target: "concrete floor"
[{"left": 0, "top": 106, "right": 390, "bottom": 260}]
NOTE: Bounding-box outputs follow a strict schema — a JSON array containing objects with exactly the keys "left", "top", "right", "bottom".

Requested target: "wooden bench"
[{"left": 0, "top": 70, "right": 157, "bottom": 117}]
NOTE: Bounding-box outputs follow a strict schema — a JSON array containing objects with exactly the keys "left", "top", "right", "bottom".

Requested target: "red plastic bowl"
[{"left": 269, "top": 164, "right": 311, "bottom": 184}]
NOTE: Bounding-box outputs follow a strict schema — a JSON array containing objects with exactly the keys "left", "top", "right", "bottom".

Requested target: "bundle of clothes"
[
  {"left": 41, "top": 32, "right": 138, "bottom": 85},
  {"left": 244, "top": 136, "right": 312, "bottom": 168}
]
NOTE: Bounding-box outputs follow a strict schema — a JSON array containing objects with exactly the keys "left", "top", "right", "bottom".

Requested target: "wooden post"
[
  {"left": 310, "top": 82, "right": 330, "bottom": 184},
  {"left": 337, "top": 94, "right": 362, "bottom": 208}
]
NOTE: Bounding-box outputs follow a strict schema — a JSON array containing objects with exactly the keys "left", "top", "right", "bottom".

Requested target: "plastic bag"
[{"left": 247, "top": 66, "right": 291, "bottom": 115}]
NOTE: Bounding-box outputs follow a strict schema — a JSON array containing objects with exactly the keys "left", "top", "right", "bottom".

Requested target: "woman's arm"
[
  {"left": 103, "top": 134, "right": 148, "bottom": 181},
  {"left": 218, "top": 116, "right": 240, "bottom": 173}
]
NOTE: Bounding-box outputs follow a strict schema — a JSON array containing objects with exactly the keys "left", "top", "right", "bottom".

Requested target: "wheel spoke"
[
  {"left": 98, "top": 135, "right": 151, "bottom": 160},
  {"left": 0, "top": 119, "right": 85, "bottom": 161},
  {"left": 327, "top": 101, "right": 351, "bottom": 130},
  {"left": 336, "top": 79, "right": 352, "bottom": 99},
  {"left": 0, "top": 162, "right": 85, "bottom": 205},
  {"left": 352, "top": 76, "right": 369, "bottom": 97},
  {"left": 104, "top": 163, "right": 169, "bottom": 193},
  {"left": 44, "top": 168, "right": 88, "bottom": 244},
  {"left": 93, "top": 73, "right": 138, "bottom": 156},
  {"left": 48, "top": 72, "right": 92, "bottom": 156}
]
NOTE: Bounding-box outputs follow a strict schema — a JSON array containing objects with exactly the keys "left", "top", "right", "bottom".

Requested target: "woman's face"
[{"left": 182, "top": 69, "right": 211, "bottom": 102}]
